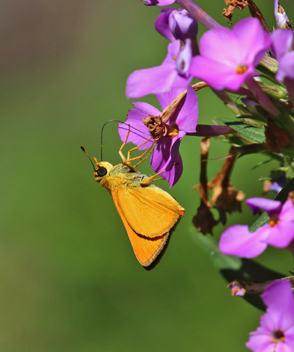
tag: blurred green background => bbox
[1,1,293,351]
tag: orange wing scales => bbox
[111,189,170,267]
[117,185,184,238]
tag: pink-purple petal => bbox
[271,29,293,61]
[189,18,270,92]
[262,281,294,328]
[266,221,294,248]
[155,87,186,111]
[161,152,183,188]
[162,40,181,65]
[219,225,268,258]
[246,281,294,352]
[154,8,175,41]
[151,137,173,172]
[277,52,294,81]
[246,197,282,215]
[246,332,273,352]
[151,134,182,173]
[126,40,192,99]
[280,200,294,221]
[150,136,183,187]
[118,102,159,150]
[189,55,254,91]
[168,133,184,170]
[126,64,177,99]
[144,0,176,5]
[175,85,198,132]
[234,17,271,66]
[199,26,241,64]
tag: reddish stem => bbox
[187,125,235,137]
[176,0,221,29]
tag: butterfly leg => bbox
[123,138,155,167]
[118,125,130,162]
[140,171,164,186]
[118,125,138,172]
[119,124,156,169]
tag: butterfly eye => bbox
[97,167,107,177]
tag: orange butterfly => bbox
[84,138,185,269]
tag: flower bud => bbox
[274,0,291,29]
[155,8,198,41]
[169,8,198,41]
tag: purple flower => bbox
[143,0,176,6]
[119,85,198,187]
[188,17,271,91]
[219,198,294,258]
[126,40,192,99]
[264,170,287,194]
[271,29,294,81]
[246,280,294,352]
[155,8,198,41]
[274,0,290,29]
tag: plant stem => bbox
[187,125,235,136]
[246,77,280,117]
[176,0,221,29]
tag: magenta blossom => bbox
[219,198,294,258]
[119,85,198,187]
[271,29,294,81]
[126,39,192,99]
[246,280,294,352]
[188,17,271,91]
[143,0,176,5]
[155,8,198,41]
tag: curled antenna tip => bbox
[81,146,85,152]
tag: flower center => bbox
[269,215,280,227]
[270,330,285,343]
[142,115,167,140]
[236,65,248,75]
[269,219,280,227]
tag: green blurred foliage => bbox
[0,1,293,351]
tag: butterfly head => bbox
[93,159,113,183]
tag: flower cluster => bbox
[120,1,294,350]
[122,0,294,187]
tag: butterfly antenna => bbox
[81,146,96,171]
[100,119,150,161]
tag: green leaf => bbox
[251,158,272,170]
[214,117,265,144]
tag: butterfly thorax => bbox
[94,162,149,192]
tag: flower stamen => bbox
[236,65,248,74]
[270,330,285,343]
[269,219,280,227]
[168,128,179,136]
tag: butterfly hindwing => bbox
[111,189,170,267]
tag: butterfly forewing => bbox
[117,186,183,238]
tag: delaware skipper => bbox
[82,128,185,269]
